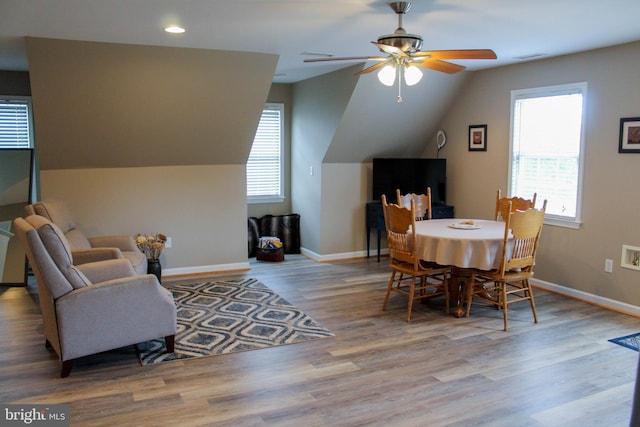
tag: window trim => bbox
[508,82,587,229]
[0,96,34,149]
[247,103,284,204]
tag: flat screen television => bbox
[372,158,447,205]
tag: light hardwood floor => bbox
[1,255,639,426]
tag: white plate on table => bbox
[449,222,482,230]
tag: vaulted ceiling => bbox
[2,0,640,83]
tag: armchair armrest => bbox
[76,258,137,283]
[89,235,139,252]
[72,247,123,265]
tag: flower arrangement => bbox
[135,233,167,261]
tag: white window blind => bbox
[510,83,586,228]
[247,104,283,200]
[0,98,33,148]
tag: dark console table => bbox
[366,201,454,262]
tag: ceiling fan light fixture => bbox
[377,64,396,86]
[377,33,423,52]
[404,65,423,86]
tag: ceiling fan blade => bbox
[412,59,466,74]
[371,42,409,57]
[304,56,387,63]
[355,60,392,76]
[414,49,497,60]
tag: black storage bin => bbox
[248,213,301,257]
[256,247,285,262]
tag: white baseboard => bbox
[301,247,389,262]
[163,262,250,277]
[532,278,640,317]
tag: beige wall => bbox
[438,41,640,307]
[319,163,370,257]
[40,165,248,271]
[291,65,360,255]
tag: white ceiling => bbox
[2,0,640,84]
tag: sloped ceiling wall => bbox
[291,64,361,254]
[323,68,470,163]
[26,37,277,170]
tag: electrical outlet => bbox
[605,258,613,273]
[165,237,172,248]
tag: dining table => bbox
[413,218,512,317]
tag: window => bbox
[509,82,586,228]
[247,103,284,202]
[0,97,34,148]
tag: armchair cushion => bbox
[88,235,139,252]
[28,215,90,290]
[20,219,74,299]
[65,229,92,250]
[31,199,79,235]
[72,248,124,265]
[76,258,136,283]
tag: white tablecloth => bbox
[413,219,509,270]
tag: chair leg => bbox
[165,335,175,353]
[382,272,396,311]
[501,282,508,331]
[525,280,538,324]
[406,276,416,322]
[444,273,450,314]
[419,276,426,297]
[61,360,74,378]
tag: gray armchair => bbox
[14,214,176,377]
[25,200,147,274]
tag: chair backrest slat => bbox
[495,189,537,221]
[396,187,432,221]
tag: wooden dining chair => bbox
[396,187,432,221]
[495,189,537,221]
[465,200,547,331]
[381,194,450,321]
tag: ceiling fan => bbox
[304,2,497,102]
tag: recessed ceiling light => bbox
[165,26,186,34]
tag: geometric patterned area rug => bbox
[137,278,334,365]
[609,332,640,352]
